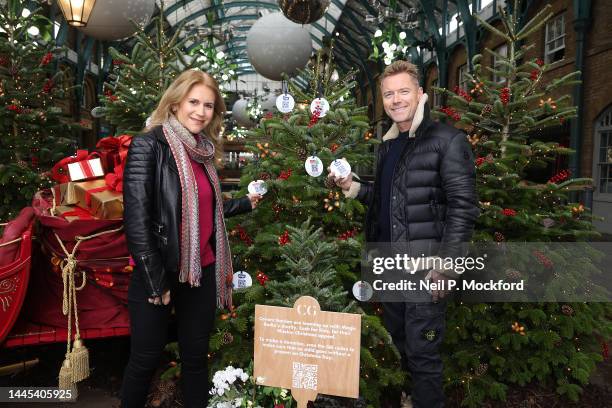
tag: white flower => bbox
[234,398,243,407]
[390,43,397,51]
[382,41,389,49]
[399,31,407,40]
[216,387,225,396]
[27,26,39,36]
[222,74,229,81]
[374,29,382,38]
[280,389,288,397]
[402,46,408,53]
[213,63,218,68]
[240,373,249,382]
[216,51,225,59]
[21,8,30,18]
[255,376,265,384]
[384,57,392,65]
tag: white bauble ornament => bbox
[330,158,351,178]
[304,156,323,177]
[276,93,295,113]
[247,12,312,81]
[232,99,254,128]
[79,0,155,41]
[233,271,253,289]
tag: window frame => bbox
[431,79,441,107]
[545,13,566,64]
[593,107,612,201]
[493,43,508,84]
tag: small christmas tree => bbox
[431,1,612,405]
[100,2,237,134]
[0,0,77,220]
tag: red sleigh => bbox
[0,192,131,349]
[0,211,34,345]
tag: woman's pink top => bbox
[189,156,215,267]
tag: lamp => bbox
[57,0,97,27]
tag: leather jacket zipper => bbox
[140,254,158,297]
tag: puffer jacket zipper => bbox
[389,136,417,241]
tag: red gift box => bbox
[96,135,132,172]
[51,150,102,184]
[67,157,104,181]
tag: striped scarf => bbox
[162,115,233,309]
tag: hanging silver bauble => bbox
[78,0,155,41]
[278,0,330,25]
[247,12,312,81]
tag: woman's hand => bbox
[247,193,263,209]
[148,290,171,306]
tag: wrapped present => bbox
[74,179,123,219]
[67,156,104,181]
[53,182,78,206]
[96,135,132,172]
[51,150,102,183]
[54,205,95,222]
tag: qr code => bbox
[292,362,318,390]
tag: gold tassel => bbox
[69,338,90,383]
[58,355,74,390]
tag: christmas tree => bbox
[100,2,237,134]
[0,0,76,220]
[203,48,405,406]
[431,1,612,405]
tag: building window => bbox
[493,44,507,83]
[545,13,565,63]
[458,64,469,91]
[595,109,612,196]
[431,79,440,107]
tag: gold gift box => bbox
[73,179,124,219]
[53,182,78,206]
[53,205,96,222]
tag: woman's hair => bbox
[146,69,225,167]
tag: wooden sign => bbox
[254,296,361,408]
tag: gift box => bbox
[67,157,105,181]
[54,205,95,222]
[96,135,132,172]
[74,179,123,219]
[51,150,102,184]
[53,182,78,206]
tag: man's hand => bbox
[148,290,171,306]
[327,168,353,191]
[247,193,263,209]
[429,270,453,302]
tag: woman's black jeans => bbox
[121,265,216,408]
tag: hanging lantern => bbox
[57,0,97,27]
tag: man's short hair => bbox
[381,60,420,86]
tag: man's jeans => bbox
[382,301,447,408]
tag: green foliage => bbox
[0,0,77,220]
[432,1,612,406]
[100,2,237,134]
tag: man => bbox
[329,61,479,407]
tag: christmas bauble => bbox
[78,0,155,41]
[231,99,254,128]
[247,12,312,81]
[278,0,330,25]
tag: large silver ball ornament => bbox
[79,0,155,41]
[232,99,254,128]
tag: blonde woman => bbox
[121,70,261,407]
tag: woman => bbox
[121,69,260,407]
